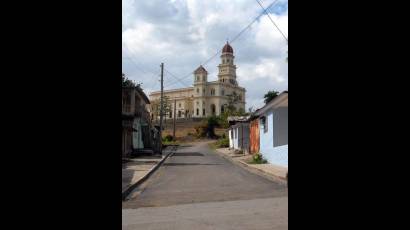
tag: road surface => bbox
[122,141,288,230]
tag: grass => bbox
[162,140,180,146]
[247,153,268,164]
[208,141,219,150]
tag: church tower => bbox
[218,42,237,86]
[193,65,208,117]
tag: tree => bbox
[150,96,172,123]
[264,90,279,104]
[248,106,255,113]
[122,73,136,87]
[225,91,240,114]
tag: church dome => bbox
[194,65,207,74]
[222,42,233,53]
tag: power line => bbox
[255,0,288,42]
[123,56,160,89]
[164,68,190,88]
[165,0,281,86]
[123,44,161,89]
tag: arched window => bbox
[221,105,224,113]
[196,109,199,116]
[211,104,216,115]
[211,88,215,95]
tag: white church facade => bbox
[149,42,246,119]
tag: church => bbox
[149,42,246,119]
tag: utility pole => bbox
[159,63,164,155]
[173,99,176,140]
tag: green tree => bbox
[226,91,239,113]
[264,90,279,104]
[150,96,172,123]
[122,73,136,87]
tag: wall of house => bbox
[259,109,288,167]
[241,123,250,153]
[132,118,143,149]
[233,127,239,149]
[228,129,234,148]
[273,107,288,147]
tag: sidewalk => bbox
[214,148,288,184]
[122,146,177,200]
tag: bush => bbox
[252,153,267,164]
[163,134,174,142]
[216,136,229,148]
[194,124,208,138]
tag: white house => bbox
[253,92,288,167]
[228,116,250,153]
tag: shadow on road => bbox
[163,163,224,166]
[172,152,204,156]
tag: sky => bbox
[122,0,288,110]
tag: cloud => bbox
[122,0,288,110]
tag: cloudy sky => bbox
[122,0,288,110]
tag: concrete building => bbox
[252,91,288,167]
[228,116,250,154]
[122,85,159,158]
[149,42,246,119]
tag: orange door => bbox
[250,119,260,154]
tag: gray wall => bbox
[273,107,288,147]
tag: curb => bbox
[122,146,177,201]
[214,149,287,186]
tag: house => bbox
[251,91,288,167]
[228,116,250,154]
[122,85,159,158]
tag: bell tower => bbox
[218,42,237,86]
